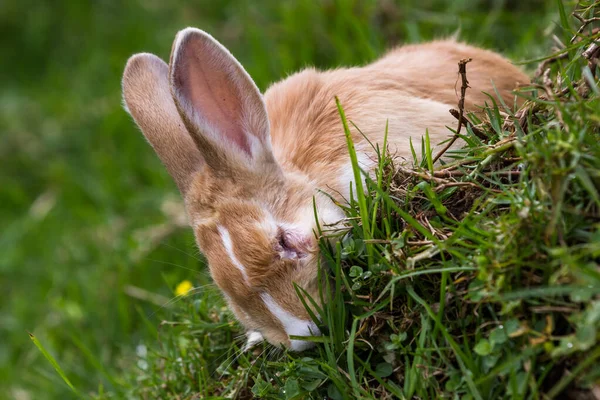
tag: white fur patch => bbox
[260,292,320,351]
[339,151,376,201]
[315,194,347,226]
[217,225,250,284]
[243,330,264,351]
[257,209,279,236]
[291,196,346,240]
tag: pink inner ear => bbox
[177,40,251,156]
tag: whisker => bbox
[209,346,236,375]
[233,333,247,342]
[219,345,246,380]
[269,347,283,361]
[160,242,204,262]
[146,284,215,319]
[214,353,236,379]
[205,330,247,378]
[257,345,273,376]
[213,333,259,380]
[145,257,204,274]
[254,345,269,372]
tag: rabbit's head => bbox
[122,28,340,350]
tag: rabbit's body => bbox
[122,29,528,352]
[265,40,527,201]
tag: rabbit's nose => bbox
[289,321,321,352]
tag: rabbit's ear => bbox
[122,53,204,195]
[169,28,274,171]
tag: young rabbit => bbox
[122,28,528,351]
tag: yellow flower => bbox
[175,280,193,296]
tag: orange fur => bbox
[122,28,529,350]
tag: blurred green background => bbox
[1,0,557,398]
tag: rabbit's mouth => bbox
[243,294,321,353]
[261,291,321,350]
[243,330,264,351]
[244,326,320,352]
[288,322,321,352]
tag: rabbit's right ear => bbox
[169,28,274,172]
[122,53,204,195]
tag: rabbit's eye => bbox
[278,231,291,250]
[275,228,305,261]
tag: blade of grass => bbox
[335,97,373,264]
[547,345,600,398]
[406,287,483,400]
[29,332,80,397]
[425,129,434,173]
[347,318,361,398]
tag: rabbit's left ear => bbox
[122,53,204,195]
[169,28,274,171]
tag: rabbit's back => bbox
[264,39,528,197]
[371,39,529,110]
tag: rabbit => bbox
[122,28,529,351]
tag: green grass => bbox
[3,0,600,399]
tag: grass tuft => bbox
[29,333,79,397]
